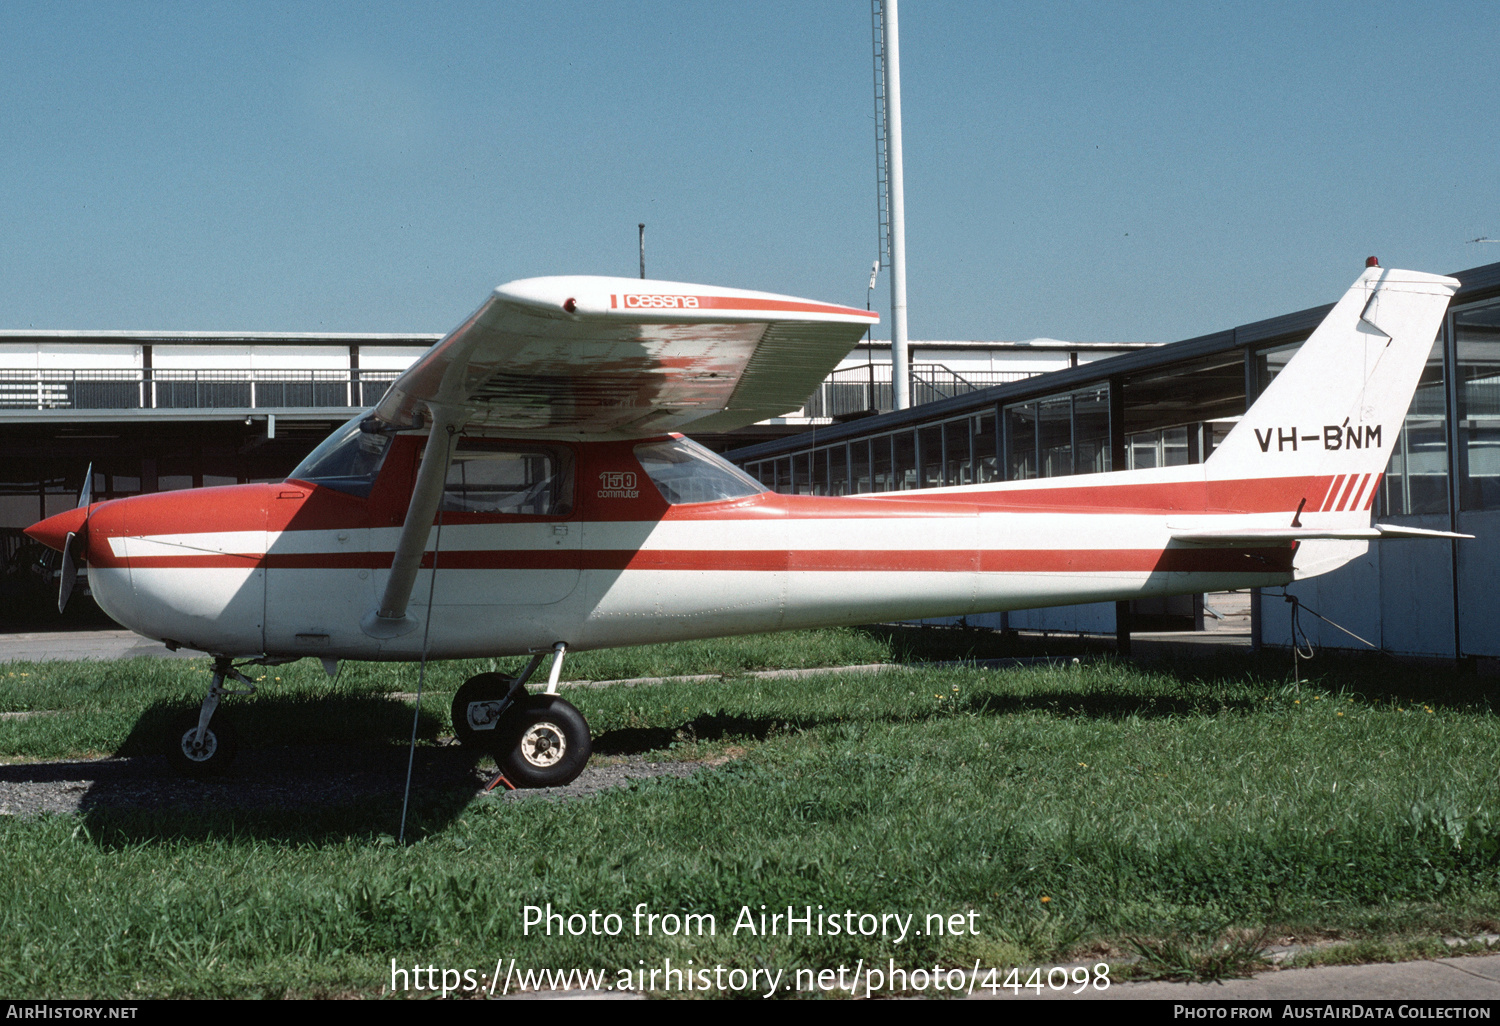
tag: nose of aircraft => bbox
[24,505,90,553]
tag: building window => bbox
[1073,386,1111,474]
[892,430,917,490]
[872,435,893,492]
[944,417,973,486]
[919,425,944,488]
[1004,385,1112,480]
[975,411,999,482]
[829,444,849,496]
[1005,402,1038,480]
[1378,331,1448,516]
[1455,298,1500,510]
[1126,426,1190,470]
[852,438,872,493]
[1038,396,1072,477]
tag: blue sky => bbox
[1,1,1496,342]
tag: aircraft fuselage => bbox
[44,432,1317,661]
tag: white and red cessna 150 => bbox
[25,263,1465,784]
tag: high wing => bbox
[362,275,877,638]
[370,276,879,439]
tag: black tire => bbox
[497,695,591,789]
[166,708,236,777]
[451,672,518,749]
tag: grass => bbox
[1,627,1499,997]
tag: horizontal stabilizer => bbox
[1170,524,1472,545]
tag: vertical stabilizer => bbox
[1206,266,1457,519]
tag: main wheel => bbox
[497,695,591,788]
[451,672,518,748]
[166,708,237,777]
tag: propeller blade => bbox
[59,464,97,613]
[58,531,77,614]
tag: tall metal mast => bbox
[872,0,910,409]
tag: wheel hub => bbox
[180,728,217,761]
[519,723,565,768]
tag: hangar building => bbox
[4,260,1497,664]
[726,260,1500,663]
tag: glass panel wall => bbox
[829,444,849,496]
[975,411,1000,482]
[892,430,917,490]
[1003,384,1112,480]
[1253,341,1302,393]
[919,426,944,488]
[810,448,828,496]
[1128,432,1158,470]
[1126,425,1191,469]
[1378,331,1449,516]
[1073,386,1111,474]
[872,434,893,492]
[1005,402,1038,480]
[1038,396,1072,477]
[944,418,973,486]
[1455,298,1500,510]
[852,438,872,493]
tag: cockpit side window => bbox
[634,437,766,505]
[441,444,574,516]
[288,415,392,497]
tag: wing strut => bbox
[361,411,460,639]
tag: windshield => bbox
[288,415,392,497]
[634,437,766,505]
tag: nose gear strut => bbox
[167,656,257,776]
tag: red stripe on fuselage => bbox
[87,472,1344,537]
[118,545,1295,575]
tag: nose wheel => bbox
[167,708,237,776]
[166,657,256,777]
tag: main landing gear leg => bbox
[455,643,592,789]
[167,656,255,777]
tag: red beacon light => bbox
[563,297,577,313]
[1366,256,1380,268]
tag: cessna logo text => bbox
[1256,420,1382,453]
[622,294,700,310]
[598,471,639,499]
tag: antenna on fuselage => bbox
[639,223,646,279]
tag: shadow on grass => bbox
[1128,649,1500,712]
[855,622,1118,663]
[112,694,448,758]
[6,693,484,845]
[956,689,1266,719]
[594,712,812,755]
[864,623,1499,714]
